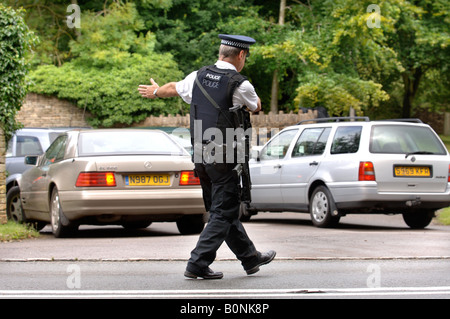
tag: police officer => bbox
[138,34,276,280]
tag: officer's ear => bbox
[238,50,247,60]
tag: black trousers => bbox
[186,162,259,273]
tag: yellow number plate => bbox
[394,166,431,177]
[125,174,171,186]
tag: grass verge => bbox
[0,221,40,242]
[436,135,450,225]
[436,207,450,226]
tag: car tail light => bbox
[76,172,116,187]
[179,171,200,186]
[448,165,450,182]
[359,162,376,181]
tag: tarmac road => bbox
[0,213,449,300]
[0,259,449,299]
[1,213,449,261]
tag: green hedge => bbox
[0,4,37,141]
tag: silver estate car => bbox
[13,129,205,237]
[245,117,450,229]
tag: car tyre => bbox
[6,186,25,224]
[402,210,434,229]
[121,221,152,229]
[309,186,340,228]
[50,188,78,238]
[6,187,47,230]
[176,215,205,235]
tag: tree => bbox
[0,4,37,142]
[248,1,390,115]
[2,0,76,67]
[384,0,449,117]
[298,0,449,118]
[291,0,393,116]
[143,0,253,74]
[270,0,286,113]
[7,0,448,121]
[28,2,184,127]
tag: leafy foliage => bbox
[4,0,450,125]
[294,71,389,116]
[28,2,184,127]
[0,4,37,142]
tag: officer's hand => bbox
[138,78,159,99]
[254,97,262,113]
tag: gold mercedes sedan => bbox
[15,129,206,238]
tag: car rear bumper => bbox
[59,188,205,220]
[329,182,450,211]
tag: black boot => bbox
[184,267,224,280]
[245,250,276,275]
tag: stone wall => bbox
[0,127,6,224]
[134,110,317,130]
[133,110,317,146]
[17,93,317,133]
[16,93,91,128]
[17,93,317,149]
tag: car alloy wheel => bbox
[50,190,61,234]
[6,186,25,223]
[50,188,77,238]
[309,185,340,228]
[311,191,328,222]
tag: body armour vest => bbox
[190,65,247,147]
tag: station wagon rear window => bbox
[78,131,185,156]
[370,125,447,155]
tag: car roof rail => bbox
[376,118,423,123]
[297,116,370,125]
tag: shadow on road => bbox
[243,213,434,232]
[36,212,441,240]
[38,224,182,239]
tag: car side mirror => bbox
[24,155,39,166]
[251,149,260,162]
[251,146,262,162]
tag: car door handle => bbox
[274,164,282,169]
[309,161,319,166]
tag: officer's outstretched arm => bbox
[138,78,179,99]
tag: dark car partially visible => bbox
[6,128,68,223]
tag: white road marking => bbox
[1,286,450,298]
[1,255,450,262]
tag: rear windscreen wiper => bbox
[405,151,435,158]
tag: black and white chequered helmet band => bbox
[218,34,256,50]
